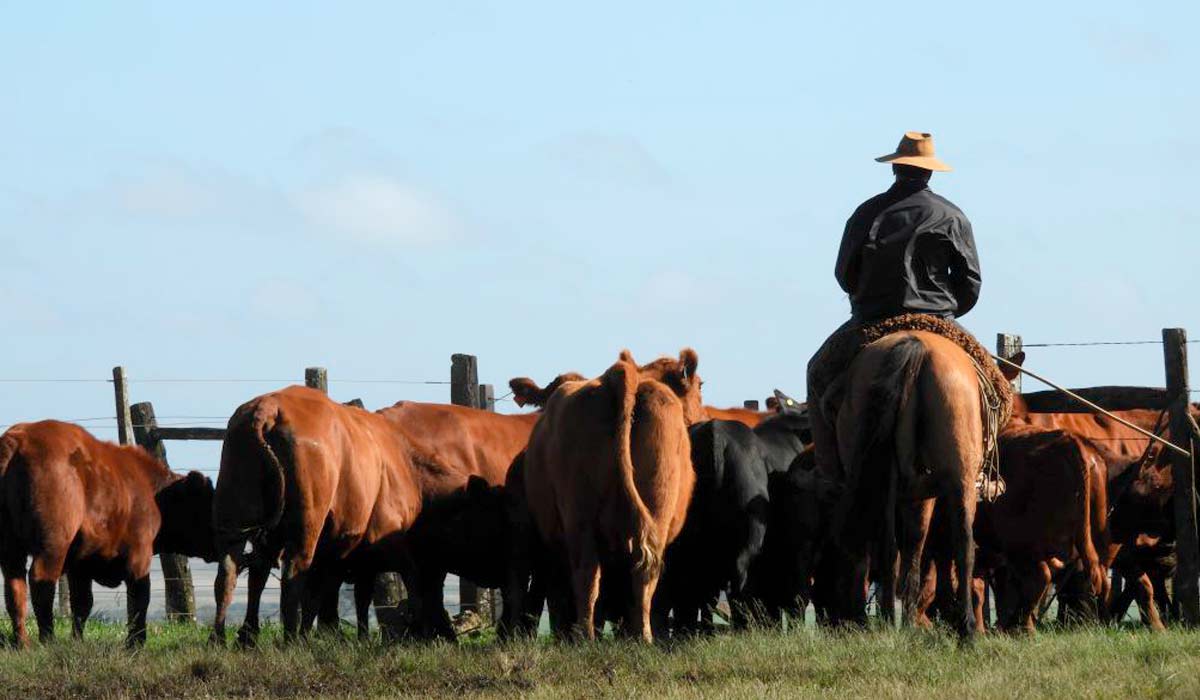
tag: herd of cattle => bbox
[0,347,1195,647]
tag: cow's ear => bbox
[509,377,540,408]
[998,351,1025,381]
[619,349,636,364]
[186,470,213,493]
[773,389,802,413]
[679,348,699,380]
[466,475,489,497]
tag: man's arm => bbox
[835,210,866,295]
[948,217,982,317]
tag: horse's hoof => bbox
[234,627,258,649]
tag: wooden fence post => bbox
[130,401,197,624]
[305,367,328,393]
[476,383,499,624]
[1163,328,1199,625]
[996,333,1023,393]
[743,400,759,410]
[451,354,480,614]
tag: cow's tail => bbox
[845,335,928,623]
[0,432,16,477]
[605,360,662,576]
[217,399,289,541]
[255,406,288,532]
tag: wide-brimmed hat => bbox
[875,131,952,172]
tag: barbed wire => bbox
[0,377,448,384]
[1024,340,1200,348]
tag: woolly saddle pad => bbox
[808,313,1013,428]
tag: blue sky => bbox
[2,2,1196,476]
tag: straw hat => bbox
[875,131,952,172]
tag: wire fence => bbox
[0,343,1192,625]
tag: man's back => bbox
[836,180,980,323]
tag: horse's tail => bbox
[1069,435,1105,597]
[849,335,928,625]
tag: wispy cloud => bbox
[1085,26,1171,67]
[294,175,462,247]
[18,150,464,250]
[539,131,678,192]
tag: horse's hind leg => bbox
[899,497,935,628]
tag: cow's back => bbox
[215,386,421,553]
[378,402,538,497]
[522,378,606,544]
[0,421,160,562]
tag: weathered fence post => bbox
[743,400,760,410]
[992,337,1024,627]
[305,367,328,393]
[130,400,197,624]
[451,354,481,614]
[996,333,1023,393]
[1163,328,1199,625]
[477,383,499,625]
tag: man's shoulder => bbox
[850,190,897,220]
[921,190,969,219]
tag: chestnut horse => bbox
[829,331,984,639]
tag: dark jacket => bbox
[835,180,981,323]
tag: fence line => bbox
[1023,340,1200,347]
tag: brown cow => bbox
[212,385,423,644]
[998,353,1196,628]
[522,349,700,641]
[370,399,546,639]
[973,424,1106,632]
[0,421,215,647]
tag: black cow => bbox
[652,394,812,635]
[743,445,826,627]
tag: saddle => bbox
[808,313,1013,500]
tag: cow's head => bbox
[997,351,1025,383]
[509,372,586,409]
[155,470,217,562]
[771,389,804,415]
[621,347,705,424]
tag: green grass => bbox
[0,621,1198,699]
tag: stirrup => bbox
[976,474,1006,502]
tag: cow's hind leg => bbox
[569,537,602,641]
[280,554,315,643]
[2,555,30,648]
[212,544,241,645]
[627,562,662,643]
[29,552,67,644]
[67,570,94,639]
[236,554,272,648]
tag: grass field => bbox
[0,621,1198,699]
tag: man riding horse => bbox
[806,132,1010,638]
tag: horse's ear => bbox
[998,351,1025,381]
[619,349,636,364]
